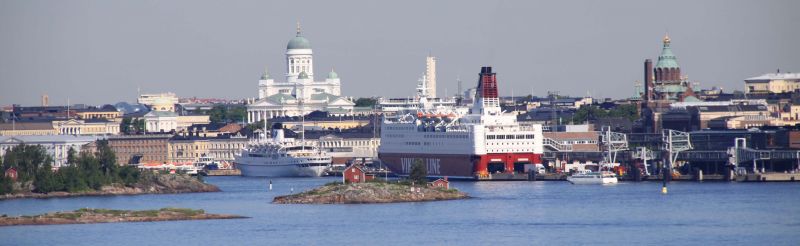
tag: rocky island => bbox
[0,207,246,227]
[273,181,469,204]
[1,140,220,200]
[1,173,220,200]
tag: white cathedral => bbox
[246,25,355,123]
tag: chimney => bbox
[644,59,653,101]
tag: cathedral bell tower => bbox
[286,22,314,81]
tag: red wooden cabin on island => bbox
[430,177,450,189]
[5,167,18,181]
[343,165,374,183]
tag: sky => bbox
[1,0,798,106]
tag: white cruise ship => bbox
[235,127,332,177]
[378,66,544,180]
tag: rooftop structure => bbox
[744,71,800,94]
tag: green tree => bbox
[77,153,104,190]
[132,118,145,133]
[227,106,247,123]
[59,165,88,192]
[409,158,428,185]
[208,105,247,124]
[67,147,77,165]
[208,105,227,123]
[118,165,140,186]
[2,144,52,182]
[0,176,13,195]
[95,140,117,177]
[0,141,141,194]
[34,162,62,193]
[245,120,267,132]
[120,117,132,134]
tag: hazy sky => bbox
[1,0,798,106]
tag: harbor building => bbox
[0,135,102,168]
[246,24,355,123]
[744,72,800,94]
[140,93,210,133]
[1,105,122,136]
[138,92,179,111]
[168,131,248,164]
[103,134,172,165]
[425,55,437,98]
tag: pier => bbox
[206,169,241,176]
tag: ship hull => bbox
[379,152,542,180]
[235,157,330,177]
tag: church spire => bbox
[663,32,671,47]
[296,21,301,36]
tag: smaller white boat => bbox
[567,171,618,185]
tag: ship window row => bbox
[405,141,421,146]
[488,149,534,153]
[387,126,414,131]
[488,142,532,146]
[423,134,468,139]
[486,134,535,140]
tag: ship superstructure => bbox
[235,127,332,177]
[378,67,543,180]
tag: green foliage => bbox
[0,141,141,194]
[59,165,88,192]
[208,105,247,124]
[2,144,53,182]
[354,97,378,108]
[245,120,267,132]
[133,118,145,133]
[409,158,428,185]
[120,117,132,134]
[118,165,140,186]
[570,104,640,123]
[0,176,13,195]
[120,117,145,134]
[34,162,62,193]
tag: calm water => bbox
[1,177,799,245]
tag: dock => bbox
[736,173,800,182]
[206,169,241,176]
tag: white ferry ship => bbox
[235,127,332,177]
[378,67,544,180]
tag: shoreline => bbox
[0,174,220,201]
[0,208,247,227]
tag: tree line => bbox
[570,104,639,123]
[0,140,140,194]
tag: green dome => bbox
[327,70,338,79]
[655,35,679,68]
[287,35,311,50]
[298,71,309,79]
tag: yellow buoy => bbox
[661,186,668,194]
